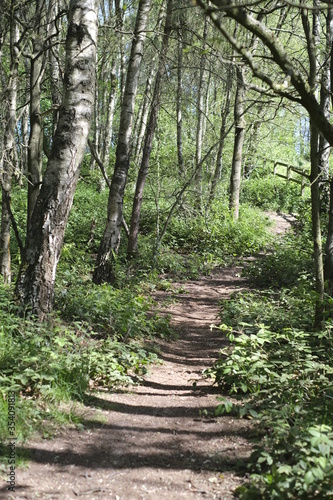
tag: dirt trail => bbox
[2,213,291,500]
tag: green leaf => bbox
[304,470,314,485]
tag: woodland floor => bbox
[1,213,293,500]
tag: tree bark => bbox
[47,0,62,136]
[133,63,156,165]
[16,0,99,318]
[310,119,325,328]
[93,0,151,284]
[133,1,165,165]
[127,0,173,259]
[302,5,325,327]
[324,9,333,291]
[0,14,19,284]
[195,16,209,209]
[27,0,46,227]
[229,65,245,220]
[177,12,185,175]
[101,57,117,167]
[209,64,232,204]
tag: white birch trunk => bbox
[16,0,99,317]
[93,0,151,283]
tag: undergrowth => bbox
[0,276,169,462]
[165,202,273,260]
[207,223,333,498]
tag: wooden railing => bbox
[272,160,310,195]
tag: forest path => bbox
[8,213,291,500]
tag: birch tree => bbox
[0,9,19,284]
[93,0,151,284]
[127,0,173,258]
[229,65,245,220]
[16,0,99,318]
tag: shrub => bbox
[165,202,273,260]
[208,273,333,498]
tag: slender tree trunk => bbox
[229,65,245,220]
[195,16,209,209]
[48,0,62,136]
[27,0,45,227]
[93,0,151,284]
[133,65,156,165]
[324,9,333,293]
[16,0,99,318]
[317,8,331,206]
[300,5,325,326]
[127,0,173,258]
[115,0,126,103]
[325,178,333,296]
[243,105,264,178]
[20,57,30,179]
[177,14,184,175]
[90,77,99,171]
[209,65,232,204]
[310,119,325,328]
[101,57,117,166]
[133,1,165,165]
[0,14,19,284]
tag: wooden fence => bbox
[272,160,310,195]
[251,157,310,195]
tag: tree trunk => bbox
[127,0,173,259]
[323,9,333,292]
[195,16,209,209]
[27,0,45,227]
[133,64,156,165]
[133,1,165,165]
[209,65,232,204]
[115,0,126,103]
[93,0,151,284]
[16,0,99,318]
[101,57,117,167]
[310,119,325,328]
[47,0,62,136]
[325,178,333,296]
[0,15,19,284]
[229,65,245,220]
[243,104,264,178]
[177,13,184,175]
[302,6,325,327]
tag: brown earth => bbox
[1,212,292,500]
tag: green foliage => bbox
[208,265,333,498]
[241,175,309,213]
[56,274,171,340]
[209,321,333,498]
[0,274,169,448]
[65,183,109,247]
[244,221,313,289]
[165,201,273,260]
[220,286,315,332]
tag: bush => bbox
[0,274,170,448]
[56,275,171,340]
[164,202,273,260]
[207,264,333,498]
[241,175,310,213]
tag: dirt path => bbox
[3,213,292,500]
